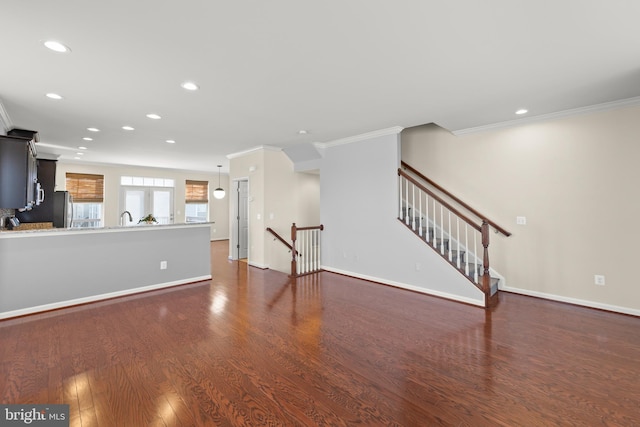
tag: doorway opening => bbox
[231,179,249,261]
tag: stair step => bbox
[490,277,499,296]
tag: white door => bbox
[121,187,174,225]
[238,180,249,259]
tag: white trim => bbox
[317,126,404,148]
[0,98,13,132]
[248,261,269,269]
[501,285,640,317]
[0,275,212,320]
[226,145,282,159]
[322,266,484,307]
[452,96,640,136]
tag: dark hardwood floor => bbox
[1,240,639,426]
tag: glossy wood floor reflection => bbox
[2,241,640,426]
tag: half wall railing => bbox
[266,223,324,277]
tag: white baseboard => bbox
[501,285,640,317]
[322,266,484,307]
[0,275,212,320]
[248,261,269,269]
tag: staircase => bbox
[398,162,510,308]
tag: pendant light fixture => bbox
[213,165,225,199]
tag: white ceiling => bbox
[2,1,640,173]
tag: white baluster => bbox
[311,230,315,273]
[318,229,322,269]
[440,205,444,255]
[405,179,409,225]
[314,229,318,271]
[399,176,402,220]
[456,217,461,268]
[298,235,302,275]
[432,197,436,245]
[412,184,416,231]
[448,210,452,262]
[304,230,311,273]
[474,230,478,284]
[425,195,430,243]
[419,190,423,237]
[465,224,469,276]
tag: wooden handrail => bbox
[401,161,512,237]
[399,169,482,232]
[294,225,324,232]
[266,227,298,255]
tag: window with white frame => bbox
[185,180,208,223]
[66,173,104,228]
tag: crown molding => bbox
[317,126,404,149]
[226,145,282,159]
[0,98,13,133]
[452,96,640,136]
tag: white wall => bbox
[320,131,484,306]
[402,104,640,315]
[55,161,229,240]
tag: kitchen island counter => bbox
[0,223,212,319]
[0,221,214,237]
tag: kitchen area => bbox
[0,129,214,320]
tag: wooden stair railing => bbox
[401,161,512,237]
[398,162,511,308]
[267,223,324,277]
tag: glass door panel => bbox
[121,187,173,226]
[152,189,172,224]
[124,189,145,226]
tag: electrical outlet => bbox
[415,262,421,271]
[594,275,605,286]
[160,261,168,270]
[516,216,527,225]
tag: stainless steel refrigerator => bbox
[53,191,73,228]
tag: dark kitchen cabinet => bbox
[0,134,40,210]
[16,159,57,223]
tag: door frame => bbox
[230,178,249,261]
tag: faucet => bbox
[120,210,133,226]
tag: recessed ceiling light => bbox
[298,130,308,135]
[515,109,528,115]
[166,139,176,144]
[82,137,93,141]
[87,127,100,132]
[76,152,84,155]
[74,157,82,160]
[122,126,135,131]
[78,146,87,150]
[44,40,71,53]
[181,81,199,91]
[46,93,63,100]
[146,113,161,120]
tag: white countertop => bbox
[0,222,213,239]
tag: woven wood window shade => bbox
[66,173,105,203]
[186,180,208,203]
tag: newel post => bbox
[290,223,298,277]
[481,220,491,305]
